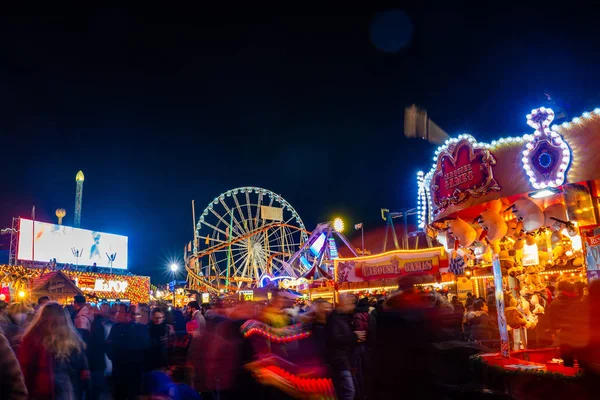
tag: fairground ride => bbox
[186,187,309,292]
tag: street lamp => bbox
[333,218,344,233]
[169,263,179,307]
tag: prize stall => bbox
[417,106,600,397]
[334,247,451,296]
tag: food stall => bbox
[417,106,600,397]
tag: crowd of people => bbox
[0,276,599,399]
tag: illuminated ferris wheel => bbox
[186,187,309,291]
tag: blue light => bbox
[300,256,312,270]
[538,152,552,168]
[310,233,327,256]
[328,237,339,259]
[259,274,295,288]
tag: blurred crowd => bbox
[1,276,600,400]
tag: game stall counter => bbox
[470,352,587,400]
[416,105,600,386]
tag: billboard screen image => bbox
[17,218,128,269]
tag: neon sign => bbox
[259,275,308,289]
[77,277,128,293]
[522,107,571,190]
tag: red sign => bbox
[431,139,500,211]
[77,276,96,290]
[336,248,447,283]
[587,234,600,246]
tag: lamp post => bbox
[170,263,179,307]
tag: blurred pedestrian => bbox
[326,294,362,400]
[548,281,589,367]
[147,308,175,372]
[106,304,150,400]
[18,302,90,399]
[0,331,27,399]
[0,301,21,350]
[352,297,376,400]
[73,295,95,344]
[186,301,206,336]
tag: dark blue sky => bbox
[2,7,600,282]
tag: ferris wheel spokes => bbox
[189,187,309,290]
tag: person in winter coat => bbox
[0,301,22,350]
[464,298,496,342]
[106,304,150,400]
[88,304,112,400]
[326,294,364,400]
[147,308,175,372]
[373,277,441,399]
[548,281,589,367]
[0,331,27,400]
[352,297,376,400]
[18,302,90,400]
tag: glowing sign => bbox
[521,243,539,266]
[431,138,500,210]
[522,107,571,190]
[76,277,128,293]
[328,237,339,259]
[18,218,128,269]
[259,275,308,289]
[239,290,253,301]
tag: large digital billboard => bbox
[17,218,128,269]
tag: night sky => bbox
[3,7,600,282]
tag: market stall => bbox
[0,264,151,304]
[30,271,84,304]
[417,106,600,386]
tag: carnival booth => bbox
[418,106,600,397]
[30,271,85,304]
[334,247,451,296]
[0,264,151,304]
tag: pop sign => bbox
[431,138,500,211]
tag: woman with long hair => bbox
[18,302,90,400]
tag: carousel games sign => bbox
[431,138,500,211]
[336,249,443,283]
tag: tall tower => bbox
[74,170,84,227]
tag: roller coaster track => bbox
[186,222,310,292]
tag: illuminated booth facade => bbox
[1,265,150,305]
[415,106,600,388]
